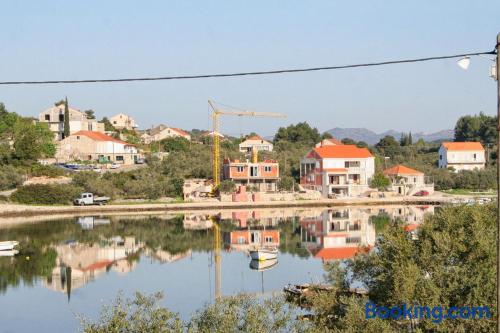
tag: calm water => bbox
[0,205,435,332]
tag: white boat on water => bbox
[0,249,19,257]
[249,258,278,271]
[249,247,278,261]
[0,241,19,251]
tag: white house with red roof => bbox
[56,130,141,164]
[383,164,434,195]
[438,142,485,172]
[300,145,375,197]
[238,135,273,153]
[141,124,191,143]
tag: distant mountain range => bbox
[326,128,454,145]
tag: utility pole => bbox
[496,32,500,333]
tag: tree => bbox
[370,172,390,190]
[274,122,321,146]
[100,117,116,132]
[377,135,399,148]
[454,112,497,144]
[84,110,95,119]
[63,97,70,138]
[341,138,356,145]
[13,118,55,160]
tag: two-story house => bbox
[222,158,279,192]
[238,135,273,153]
[300,145,375,197]
[438,142,485,172]
[383,164,434,195]
[141,124,191,143]
[39,104,104,140]
[56,130,141,164]
[109,113,138,131]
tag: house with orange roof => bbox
[56,130,141,164]
[141,124,191,143]
[238,134,273,153]
[300,208,375,262]
[438,141,485,172]
[300,145,375,197]
[383,164,434,195]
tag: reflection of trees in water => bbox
[0,213,314,293]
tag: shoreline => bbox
[0,196,452,218]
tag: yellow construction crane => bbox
[207,100,286,187]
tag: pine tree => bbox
[63,97,70,138]
[408,131,413,145]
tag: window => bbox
[264,166,272,172]
[473,153,477,160]
[439,155,442,160]
[236,166,244,172]
[344,161,360,168]
[44,114,50,121]
[113,121,117,124]
[59,114,64,122]
[264,236,273,243]
[116,156,124,161]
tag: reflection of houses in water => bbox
[44,236,143,299]
[183,213,213,230]
[76,216,111,230]
[223,212,280,252]
[146,248,192,263]
[378,205,435,230]
[301,208,376,261]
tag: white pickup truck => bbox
[74,193,110,206]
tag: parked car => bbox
[135,158,146,164]
[413,190,429,197]
[74,193,110,206]
[110,163,121,169]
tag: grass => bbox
[442,188,495,196]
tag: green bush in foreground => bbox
[11,184,82,205]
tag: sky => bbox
[1,1,499,137]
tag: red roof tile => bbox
[383,165,423,176]
[171,128,190,137]
[313,145,373,158]
[246,135,263,141]
[442,142,484,151]
[72,131,132,145]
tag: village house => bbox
[109,113,138,130]
[300,209,375,261]
[314,137,343,147]
[383,165,434,195]
[438,141,486,172]
[238,135,273,153]
[55,130,141,165]
[38,104,104,141]
[141,124,191,143]
[300,144,375,197]
[222,154,280,192]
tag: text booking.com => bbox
[365,302,491,323]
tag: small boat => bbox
[249,258,278,271]
[0,241,19,251]
[249,247,278,261]
[0,250,19,257]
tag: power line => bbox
[0,50,496,86]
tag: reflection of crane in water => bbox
[213,221,221,299]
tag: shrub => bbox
[369,172,390,191]
[29,164,66,178]
[0,165,24,191]
[11,184,82,205]
[278,176,295,191]
[218,180,236,193]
